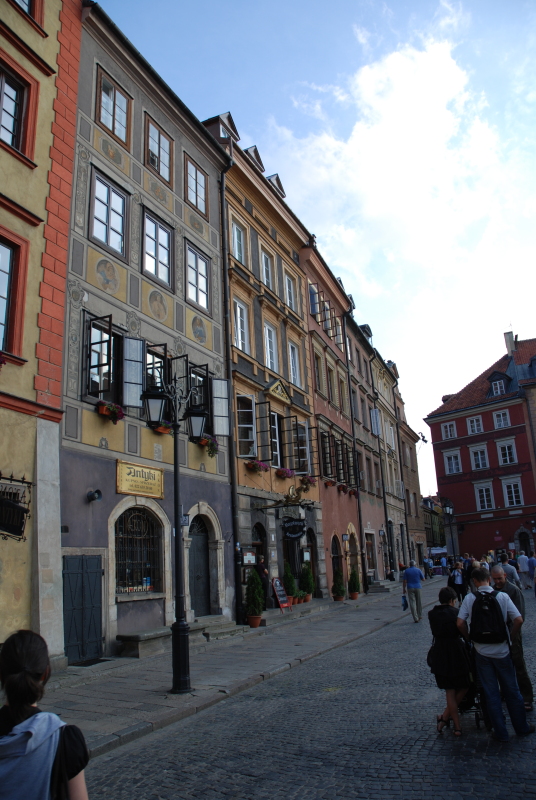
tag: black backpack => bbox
[470,590,508,644]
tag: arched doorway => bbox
[252,523,267,561]
[349,533,359,573]
[189,515,210,617]
[331,535,342,577]
[519,530,530,555]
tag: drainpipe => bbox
[391,380,411,566]
[220,160,244,624]
[342,314,368,593]
[370,351,395,575]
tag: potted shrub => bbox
[299,562,314,602]
[96,401,125,425]
[275,467,294,479]
[331,568,346,601]
[155,420,173,435]
[324,479,336,488]
[200,435,219,458]
[300,475,317,493]
[283,561,296,605]
[348,567,360,600]
[245,460,270,473]
[337,484,349,494]
[297,590,306,604]
[245,568,264,628]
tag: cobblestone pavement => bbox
[86,586,536,800]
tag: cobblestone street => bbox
[86,587,536,800]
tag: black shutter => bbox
[280,415,297,469]
[307,426,320,477]
[123,337,145,408]
[255,400,272,462]
[87,314,112,396]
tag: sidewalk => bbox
[41,578,442,758]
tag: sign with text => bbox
[281,516,306,540]
[272,577,291,611]
[116,460,164,499]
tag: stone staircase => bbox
[190,615,250,644]
[367,580,401,594]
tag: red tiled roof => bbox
[513,338,536,365]
[427,354,512,417]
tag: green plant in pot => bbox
[283,561,296,602]
[348,567,360,600]
[245,568,264,627]
[331,568,346,601]
[299,562,314,601]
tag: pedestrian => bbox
[491,566,534,712]
[428,587,470,737]
[517,550,531,589]
[447,562,468,605]
[500,553,522,588]
[254,555,269,609]
[508,551,519,571]
[0,629,89,799]
[480,556,490,571]
[403,559,425,623]
[440,555,448,576]
[528,551,536,592]
[457,567,535,741]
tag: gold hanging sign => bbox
[116,460,164,499]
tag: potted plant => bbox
[203,435,219,458]
[299,562,314,602]
[96,401,125,425]
[245,460,270,474]
[300,475,317,493]
[349,489,357,497]
[348,567,360,600]
[154,420,173,434]
[245,568,264,628]
[283,561,296,605]
[275,467,294,479]
[324,479,336,488]
[332,568,346,601]
[297,590,306,604]
[337,484,349,494]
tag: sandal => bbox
[453,728,462,737]
[436,715,450,733]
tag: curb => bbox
[88,589,438,760]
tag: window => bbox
[232,222,245,264]
[406,489,411,516]
[237,395,256,457]
[91,173,127,256]
[346,336,352,362]
[146,117,172,185]
[0,71,22,150]
[356,349,362,374]
[498,441,516,465]
[144,214,171,285]
[442,421,457,440]
[366,458,373,492]
[476,484,494,511]
[146,348,165,389]
[314,352,323,393]
[413,492,419,516]
[185,157,207,217]
[351,389,359,420]
[370,408,381,436]
[97,68,129,145]
[0,228,28,359]
[471,448,488,470]
[445,452,461,474]
[492,380,505,396]
[115,507,162,594]
[322,301,331,335]
[321,432,333,477]
[289,342,301,387]
[264,322,278,372]
[13,0,31,11]
[494,410,510,429]
[339,377,347,413]
[271,412,282,467]
[467,416,483,435]
[233,299,248,353]
[294,422,309,474]
[285,273,296,311]
[261,250,273,290]
[503,479,523,507]
[0,241,13,351]
[187,246,209,310]
[363,360,368,382]
[361,398,367,427]
[87,318,120,402]
[334,318,343,347]
[309,284,319,317]
[327,367,336,403]
[374,463,381,495]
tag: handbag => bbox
[401,594,408,611]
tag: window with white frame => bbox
[187,246,208,309]
[186,157,207,216]
[475,483,494,511]
[264,322,278,372]
[232,221,245,264]
[288,342,301,387]
[494,410,510,429]
[91,173,127,255]
[313,351,324,393]
[323,301,331,335]
[270,412,282,467]
[261,250,273,290]
[144,214,171,285]
[339,376,347,413]
[285,273,296,311]
[233,299,248,353]
[309,283,319,318]
[442,421,457,440]
[502,478,523,507]
[471,448,488,470]
[492,380,505,396]
[236,395,256,457]
[467,416,483,435]
[498,440,517,465]
[444,450,461,474]
[346,336,352,362]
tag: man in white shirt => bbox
[457,567,534,741]
[517,551,531,589]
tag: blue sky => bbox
[100,0,536,492]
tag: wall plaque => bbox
[116,460,164,499]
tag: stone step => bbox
[260,598,346,627]
[367,581,401,593]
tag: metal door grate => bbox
[115,508,162,593]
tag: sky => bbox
[99,0,536,493]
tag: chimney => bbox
[504,331,516,356]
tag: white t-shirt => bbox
[517,554,529,572]
[458,586,521,659]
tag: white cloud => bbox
[353,25,370,47]
[253,28,536,492]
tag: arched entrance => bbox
[349,533,359,573]
[331,535,342,576]
[189,515,210,617]
[519,530,530,555]
[252,522,267,562]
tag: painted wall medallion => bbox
[95,259,120,294]
[148,289,168,322]
[191,315,207,345]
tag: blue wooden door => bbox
[63,555,103,664]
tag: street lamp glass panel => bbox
[189,412,207,440]
[145,395,166,425]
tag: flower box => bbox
[275,468,295,479]
[338,484,349,494]
[96,401,125,425]
[245,460,270,474]
[324,479,336,488]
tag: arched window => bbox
[331,536,342,574]
[115,507,162,593]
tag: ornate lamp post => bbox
[443,498,456,559]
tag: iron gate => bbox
[63,555,103,664]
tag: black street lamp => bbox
[141,378,208,694]
[442,498,456,559]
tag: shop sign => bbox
[282,516,306,539]
[116,460,164,499]
[272,577,291,610]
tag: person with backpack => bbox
[457,567,535,742]
[0,630,89,799]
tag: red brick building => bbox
[425,333,536,558]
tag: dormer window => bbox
[492,380,505,396]
[220,126,229,138]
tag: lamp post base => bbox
[170,619,192,694]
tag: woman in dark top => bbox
[0,630,89,799]
[427,587,471,737]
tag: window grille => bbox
[115,508,162,593]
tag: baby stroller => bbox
[458,649,492,731]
